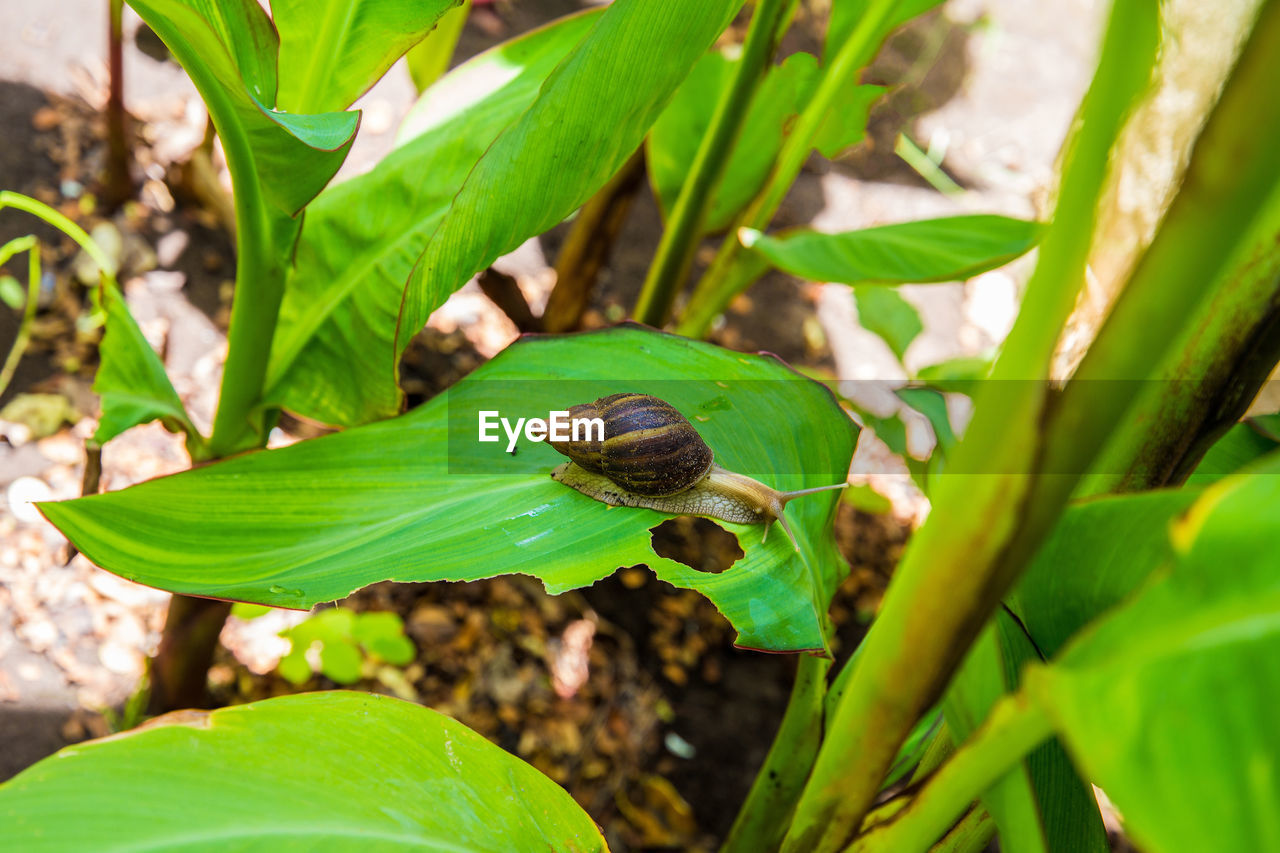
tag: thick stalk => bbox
[477,267,538,332]
[677,0,900,338]
[1036,0,1280,498]
[1080,201,1280,494]
[633,0,795,327]
[162,188,293,707]
[722,655,830,853]
[166,42,306,700]
[206,170,295,457]
[854,695,1051,853]
[103,0,132,210]
[146,597,234,714]
[778,3,1162,848]
[927,806,995,853]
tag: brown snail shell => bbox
[548,393,713,497]
[549,393,847,550]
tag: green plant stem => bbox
[1075,19,1280,494]
[0,193,119,399]
[723,654,830,852]
[1041,0,1280,481]
[0,237,40,398]
[894,132,962,196]
[778,3,1160,849]
[206,163,296,458]
[677,0,899,338]
[0,192,117,273]
[908,718,955,784]
[854,695,1051,853]
[633,0,795,327]
[1081,194,1280,494]
[926,805,995,853]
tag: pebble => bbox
[7,476,52,523]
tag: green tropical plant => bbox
[274,606,416,686]
[3,0,1280,850]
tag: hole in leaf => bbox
[650,517,744,574]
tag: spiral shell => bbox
[548,393,714,497]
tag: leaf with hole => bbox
[43,327,856,654]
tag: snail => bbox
[548,393,847,550]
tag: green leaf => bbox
[352,611,406,644]
[1026,452,1280,853]
[0,193,199,448]
[895,386,956,489]
[230,601,271,620]
[318,638,363,684]
[895,387,955,454]
[781,3,1162,846]
[369,634,416,666]
[129,0,358,215]
[1184,420,1280,486]
[945,610,1107,853]
[842,483,892,514]
[742,215,1042,286]
[913,354,992,393]
[648,51,841,232]
[93,283,198,447]
[273,0,461,113]
[277,649,311,684]
[406,0,472,93]
[396,0,742,358]
[43,327,857,653]
[1253,413,1280,441]
[0,274,23,310]
[855,286,922,362]
[354,612,417,665]
[0,691,607,851]
[825,0,943,64]
[812,83,884,158]
[287,607,356,644]
[1007,489,1200,658]
[264,10,602,426]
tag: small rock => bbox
[99,641,142,676]
[72,222,122,285]
[7,476,53,523]
[17,616,59,652]
[31,106,61,131]
[155,230,189,267]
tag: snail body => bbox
[549,393,847,549]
